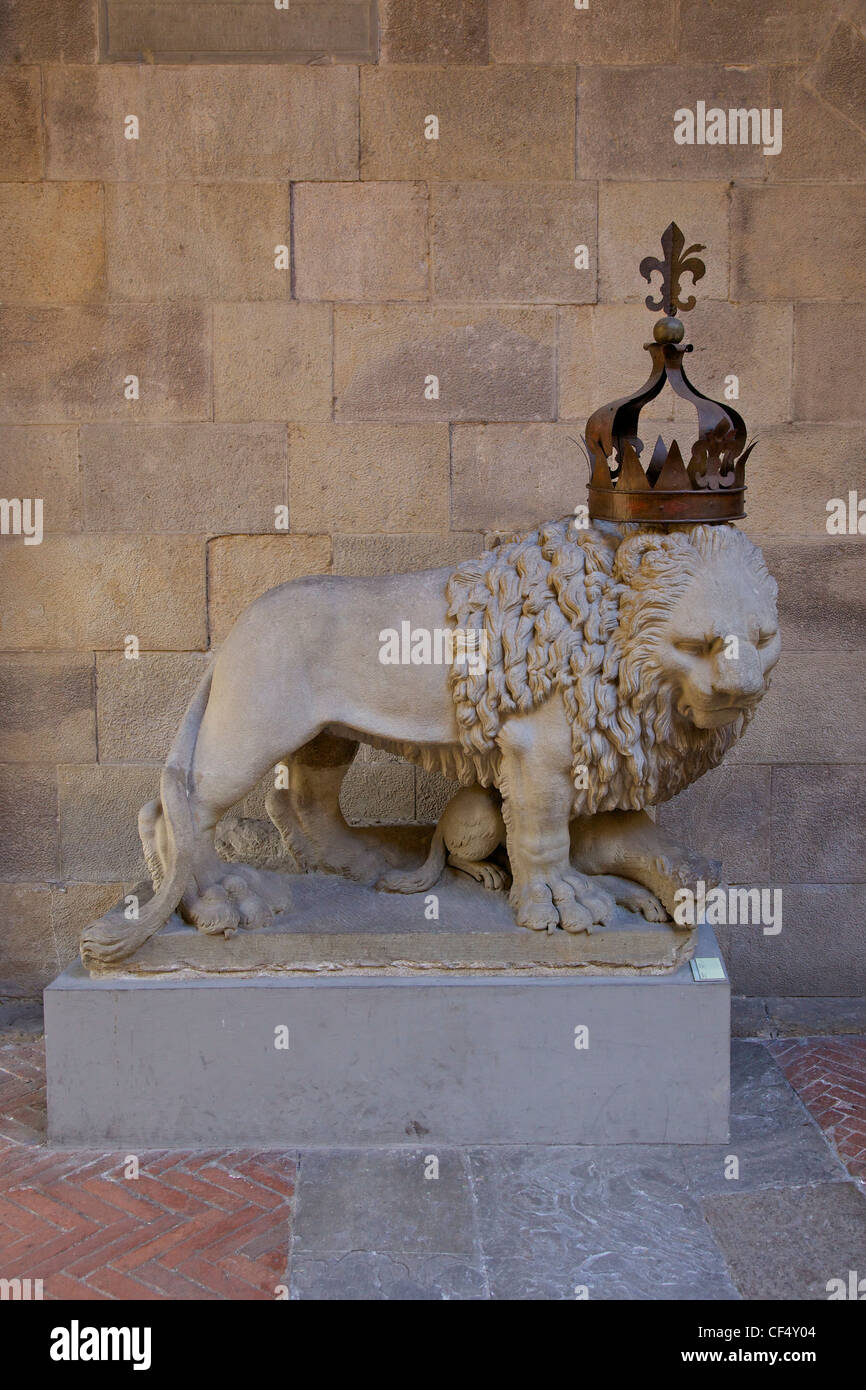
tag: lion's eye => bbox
[757,631,777,648]
[674,639,709,656]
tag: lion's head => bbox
[445,518,779,814]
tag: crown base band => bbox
[587,487,746,526]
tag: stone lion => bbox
[81,517,779,965]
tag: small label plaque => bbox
[690,957,726,982]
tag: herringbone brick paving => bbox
[768,1037,866,1181]
[0,1040,296,1300]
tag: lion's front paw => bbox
[511,869,615,935]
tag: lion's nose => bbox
[711,645,764,700]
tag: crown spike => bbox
[646,435,668,486]
[618,442,651,491]
[653,440,691,491]
[590,447,613,491]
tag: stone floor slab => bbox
[678,1041,847,1195]
[467,1147,739,1301]
[289,1249,487,1300]
[703,1182,866,1300]
[292,1149,478,1257]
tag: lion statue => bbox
[81,517,779,965]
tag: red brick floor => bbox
[768,1036,866,1182]
[0,1039,296,1300]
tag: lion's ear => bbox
[613,532,664,584]
[613,530,690,584]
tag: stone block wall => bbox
[1,0,864,998]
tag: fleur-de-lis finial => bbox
[639,223,706,316]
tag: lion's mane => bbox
[386,518,775,815]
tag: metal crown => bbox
[585,223,755,525]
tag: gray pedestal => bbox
[45,923,729,1147]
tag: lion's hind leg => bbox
[165,692,326,936]
[440,785,508,890]
[138,794,271,937]
[378,785,509,894]
[138,797,166,889]
[377,825,447,893]
[266,732,394,884]
[137,774,289,939]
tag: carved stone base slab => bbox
[45,924,729,1147]
[85,869,696,978]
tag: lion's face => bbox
[652,559,780,730]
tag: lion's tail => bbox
[80,665,214,966]
[376,825,447,894]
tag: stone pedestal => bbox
[44,921,729,1147]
